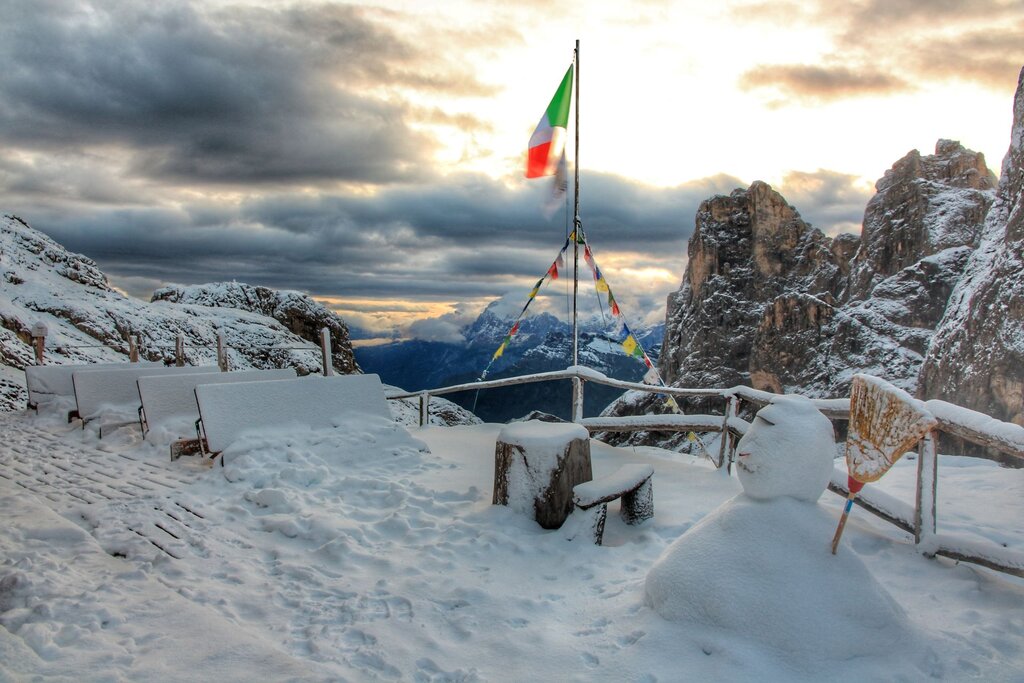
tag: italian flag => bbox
[526,65,574,178]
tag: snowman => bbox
[644,395,917,666]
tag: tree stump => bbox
[493,421,593,529]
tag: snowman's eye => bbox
[755,415,775,426]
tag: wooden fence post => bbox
[320,327,334,376]
[572,376,584,423]
[175,334,185,367]
[217,331,228,372]
[914,431,938,552]
[718,395,738,473]
[31,322,47,365]
[419,391,429,427]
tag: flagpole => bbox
[572,38,580,368]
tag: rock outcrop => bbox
[919,67,1024,426]
[658,141,995,400]
[659,181,846,391]
[602,138,997,445]
[152,282,359,375]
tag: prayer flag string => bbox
[479,235,572,379]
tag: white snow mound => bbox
[644,495,913,661]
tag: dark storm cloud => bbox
[0,0,497,185]
[735,0,1024,102]
[23,171,744,302]
[739,65,908,101]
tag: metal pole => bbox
[572,38,580,368]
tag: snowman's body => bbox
[644,395,915,663]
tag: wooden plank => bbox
[581,415,724,433]
[827,480,915,535]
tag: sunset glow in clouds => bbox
[1,0,1021,338]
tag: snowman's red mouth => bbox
[735,454,755,473]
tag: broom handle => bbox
[831,492,857,555]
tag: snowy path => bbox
[0,413,212,561]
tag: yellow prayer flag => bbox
[622,335,638,356]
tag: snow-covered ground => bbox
[1,407,1022,682]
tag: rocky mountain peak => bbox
[852,140,996,298]
[661,181,845,388]
[919,67,1024,426]
[652,133,999,410]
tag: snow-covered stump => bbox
[492,421,592,530]
[567,464,654,544]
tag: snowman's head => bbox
[735,395,835,502]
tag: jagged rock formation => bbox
[850,139,997,298]
[152,282,359,375]
[919,67,1024,426]
[602,139,997,446]
[659,141,994,399]
[659,181,847,390]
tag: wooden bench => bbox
[189,374,392,462]
[72,365,219,436]
[139,368,297,439]
[564,464,654,545]
[26,362,158,417]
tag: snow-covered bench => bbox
[26,362,159,415]
[139,368,297,439]
[73,365,220,435]
[192,374,392,460]
[564,464,654,545]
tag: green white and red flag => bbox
[526,65,574,178]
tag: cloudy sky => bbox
[2,0,1022,340]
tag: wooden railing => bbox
[386,366,1024,578]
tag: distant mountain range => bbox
[355,302,664,422]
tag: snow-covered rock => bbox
[152,281,359,374]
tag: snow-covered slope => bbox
[0,214,341,410]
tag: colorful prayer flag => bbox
[622,334,643,359]
[527,65,573,178]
